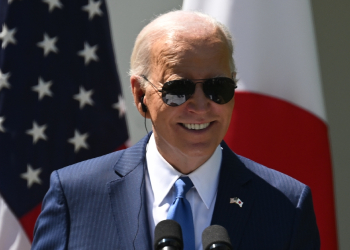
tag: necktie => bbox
[167,177,195,250]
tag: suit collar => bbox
[108,133,152,249]
[112,133,151,176]
[211,141,256,249]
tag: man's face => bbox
[144,32,235,170]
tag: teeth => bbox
[183,123,210,130]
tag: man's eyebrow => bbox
[167,74,183,80]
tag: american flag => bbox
[0,0,129,247]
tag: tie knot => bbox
[174,177,193,198]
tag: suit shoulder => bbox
[54,133,149,185]
[56,150,124,183]
[237,155,307,205]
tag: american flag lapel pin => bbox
[230,197,243,207]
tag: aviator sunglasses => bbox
[141,75,237,107]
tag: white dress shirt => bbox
[145,134,222,250]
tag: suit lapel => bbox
[107,134,152,249]
[211,141,256,249]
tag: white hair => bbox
[129,10,236,88]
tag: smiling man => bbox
[32,11,320,250]
[130,13,235,175]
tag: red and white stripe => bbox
[183,1,337,249]
[0,195,31,250]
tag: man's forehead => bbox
[150,29,226,64]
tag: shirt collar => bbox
[146,134,222,209]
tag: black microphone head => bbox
[154,220,183,250]
[202,225,232,250]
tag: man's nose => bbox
[186,83,210,113]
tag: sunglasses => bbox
[141,75,237,106]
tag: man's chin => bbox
[178,141,218,158]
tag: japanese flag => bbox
[183,1,337,249]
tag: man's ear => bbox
[130,75,148,118]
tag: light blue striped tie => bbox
[167,177,195,250]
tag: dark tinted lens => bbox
[161,80,195,106]
[203,77,236,104]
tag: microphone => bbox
[154,220,184,250]
[202,225,233,250]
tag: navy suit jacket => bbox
[32,134,320,249]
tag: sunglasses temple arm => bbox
[140,75,163,93]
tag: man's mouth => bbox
[182,122,210,130]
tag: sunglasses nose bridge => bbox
[193,80,213,98]
[188,82,211,105]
